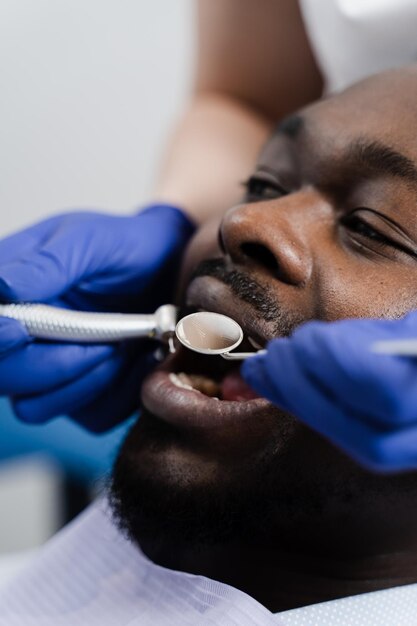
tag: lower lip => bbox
[141,370,271,430]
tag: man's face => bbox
[112,68,417,556]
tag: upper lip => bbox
[184,274,271,349]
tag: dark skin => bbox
[111,67,417,612]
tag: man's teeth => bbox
[169,372,221,398]
[169,373,194,391]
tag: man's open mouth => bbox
[141,275,276,430]
[141,338,271,429]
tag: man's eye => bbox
[243,176,287,202]
[341,213,394,250]
[341,210,417,260]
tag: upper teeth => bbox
[169,373,194,391]
[169,372,221,398]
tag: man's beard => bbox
[109,409,305,551]
[109,408,395,557]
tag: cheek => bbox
[318,264,417,321]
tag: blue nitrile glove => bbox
[242,312,417,472]
[0,205,194,431]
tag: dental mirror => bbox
[175,311,262,360]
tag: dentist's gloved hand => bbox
[242,312,417,472]
[0,205,194,431]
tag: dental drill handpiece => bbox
[0,303,178,346]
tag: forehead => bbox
[293,69,417,160]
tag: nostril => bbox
[240,242,279,273]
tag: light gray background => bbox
[0,0,194,236]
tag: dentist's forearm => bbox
[153,0,323,224]
[154,93,270,224]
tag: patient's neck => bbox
[140,535,417,613]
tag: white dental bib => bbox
[1,499,417,625]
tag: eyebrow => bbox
[275,114,304,139]
[273,118,417,186]
[347,138,417,186]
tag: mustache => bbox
[190,258,302,337]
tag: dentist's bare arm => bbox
[154,0,323,223]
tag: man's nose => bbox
[219,192,325,286]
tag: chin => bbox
[109,395,408,562]
[109,407,289,552]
